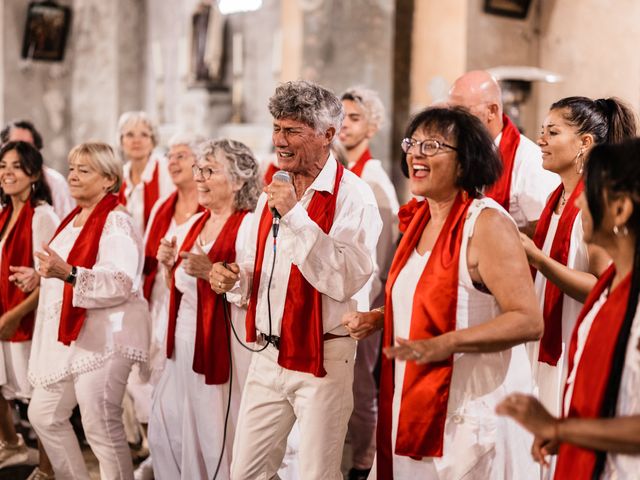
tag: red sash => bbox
[397,198,425,234]
[50,194,120,345]
[118,160,160,228]
[485,114,520,210]
[245,162,344,377]
[166,209,248,385]
[377,192,473,477]
[263,163,279,186]
[142,192,204,301]
[0,200,36,341]
[350,148,372,178]
[532,181,584,365]
[555,265,632,479]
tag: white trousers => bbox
[230,337,356,480]
[149,335,247,480]
[349,331,380,470]
[28,355,134,480]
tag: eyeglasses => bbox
[401,138,458,157]
[192,165,223,180]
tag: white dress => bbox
[28,210,150,388]
[529,212,588,416]
[0,204,59,399]
[564,292,640,479]
[385,198,537,479]
[149,213,253,480]
[122,153,175,236]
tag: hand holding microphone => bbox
[266,170,295,237]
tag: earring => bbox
[31,183,36,192]
[574,151,584,175]
[613,224,629,236]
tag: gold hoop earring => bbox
[613,224,629,236]
[575,151,584,175]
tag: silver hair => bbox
[199,138,262,212]
[168,132,206,153]
[341,85,386,131]
[268,80,344,134]
[116,111,159,149]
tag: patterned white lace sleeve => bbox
[72,211,144,309]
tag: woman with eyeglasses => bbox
[342,106,542,479]
[117,111,175,236]
[497,138,640,480]
[148,139,261,479]
[518,98,635,428]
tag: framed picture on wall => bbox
[21,1,72,62]
[483,0,532,19]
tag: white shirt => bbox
[350,158,399,309]
[44,167,75,219]
[28,210,150,387]
[237,155,382,337]
[495,132,560,228]
[122,153,175,236]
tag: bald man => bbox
[448,70,558,235]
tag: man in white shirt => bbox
[211,80,382,480]
[1,120,75,219]
[339,86,399,480]
[448,70,559,236]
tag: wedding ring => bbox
[270,193,273,200]
[218,281,222,288]
[412,350,421,360]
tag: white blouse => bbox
[122,153,175,236]
[28,209,150,387]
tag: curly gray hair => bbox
[198,139,262,212]
[268,80,344,134]
[341,85,386,131]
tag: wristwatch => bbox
[65,266,78,284]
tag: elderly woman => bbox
[343,106,543,479]
[0,142,58,478]
[519,97,636,420]
[117,111,174,234]
[27,142,150,480]
[148,138,260,480]
[497,138,640,480]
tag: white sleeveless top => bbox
[388,197,537,480]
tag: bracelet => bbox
[372,306,385,315]
[65,266,78,284]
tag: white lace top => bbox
[28,210,150,387]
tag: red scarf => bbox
[263,163,279,186]
[350,148,372,178]
[485,114,520,210]
[0,200,36,341]
[142,192,204,301]
[118,160,160,228]
[166,209,248,385]
[397,198,426,234]
[532,181,584,365]
[377,192,473,477]
[245,162,344,377]
[555,265,632,479]
[50,194,120,345]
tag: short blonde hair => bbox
[117,111,159,149]
[68,142,123,194]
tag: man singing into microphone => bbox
[210,80,382,479]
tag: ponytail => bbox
[594,97,637,144]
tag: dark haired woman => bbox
[497,138,640,479]
[343,107,543,478]
[519,98,636,427]
[0,141,58,478]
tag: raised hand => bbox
[35,243,72,281]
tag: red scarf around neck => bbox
[350,148,372,178]
[50,194,120,345]
[0,200,36,341]
[166,209,248,385]
[377,192,473,477]
[485,114,520,210]
[118,159,160,228]
[555,265,632,479]
[245,162,344,377]
[142,192,204,301]
[532,181,585,365]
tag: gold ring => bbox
[412,350,421,359]
[218,281,222,288]
[270,193,273,200]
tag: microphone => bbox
[270,170,291,238]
